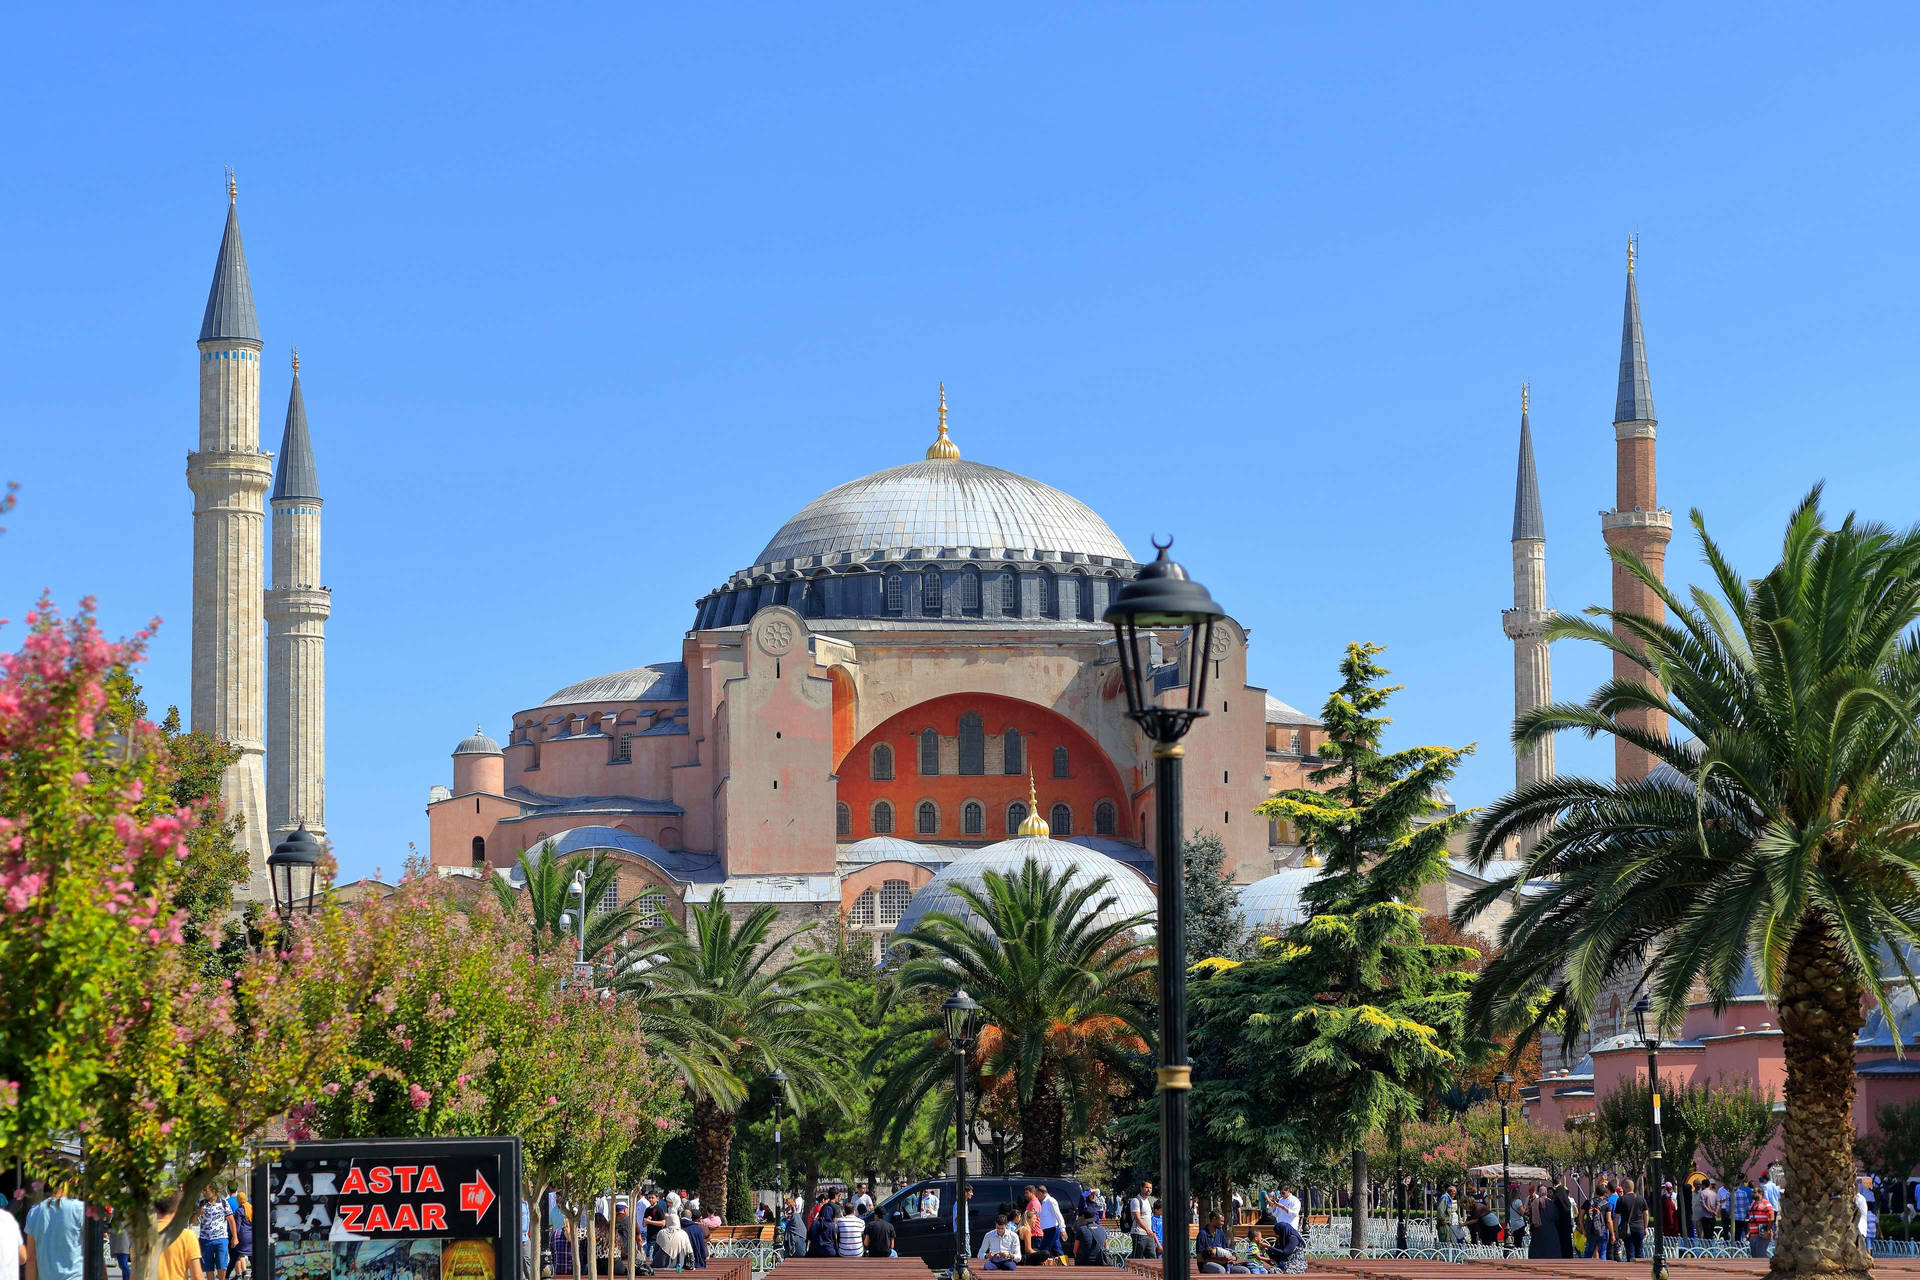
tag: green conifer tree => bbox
[1192,643,1482,1249]
[1183,830,1251,962]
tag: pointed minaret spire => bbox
[1615,234,1655,426]
[1512,381,1545,542]
[1503,382,1555,792]
[200,170,260,344]
[1601,235,1674,782]
[272,347,320,502]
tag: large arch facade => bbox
[835,691,1133,845]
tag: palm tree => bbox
[1459,490,1920,1280]
[613,894,847,1218]
[874,860,1154,1174]
[489,840,659,959]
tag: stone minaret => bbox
[266,349,328,845]
[1502,383,1554,789]
[1601,236,1673,782]
[187,173,271,896]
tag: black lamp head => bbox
[1631,993,1653,1046]
[942,988,982,1045]
[267,822,324,918]
[1104,539,1228,742]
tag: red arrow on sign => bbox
[460,1170,495,1221]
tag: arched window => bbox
[1053,745,1070,777]
[1095,801,1117,836]
[922,566,943,616]
[1038,567,1057,618]
[1006,801,1029,835]
[879,879,912,927]
[836,803,852,837]
[920,728,940,776]
[1075,571,1095,621]
[1057,573,1076,621]
[917,801,939,835]
[872,801,894,835]
[885,572,905,614]
[1001,572,1019,615]
[470,836,487,865]
[964,801,984,835]
[958,712,985,775]
[960,568,981,615]
[1050,804,1073,837]
[1288,729,1302,754]
[871,743,894,781]
[850,888,877,928]
[1003,728,1024,775]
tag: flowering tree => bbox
[0,598,390,1280]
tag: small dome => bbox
[1237,865,1324,933]
[1859,987,1920,1049]
[453,724,502,756]
[538,662,688,709]
[892,835,1156,939]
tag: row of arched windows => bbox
[840,799,1117,838]
[872,726,1067,779]
[881,566,1102,620]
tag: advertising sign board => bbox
[252,1138,522,1280]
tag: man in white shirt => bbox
[979,1215,1021,1271]
[855,1184,874,1214]
[1126,1183,1158,1260]
[0,1203,22,1280]
[834,1207,866,1258]
[1037,1188,1066,1258]
[1274,1187,1300,1231]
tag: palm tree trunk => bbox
[692,1097,736,1224]
[1017,1073,1066,1175]
[1773,918,1871,1279]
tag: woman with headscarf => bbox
[807,1203,840,1258]
[652,1211,694,1272]
[1534,1184,1563,1258]
[1552,1184,1576,1259]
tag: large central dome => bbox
[755,458,1132,565]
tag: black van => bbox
[877,1177,1089,1267]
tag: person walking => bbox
[1036,1186,1065,1260]
[0,1196,21,1280]
[1125,1183,1158,1260]
[1507,1185,1527,1254]
[1533,1186,1562,1259]
[22,1175,84,1280]
[1614,1179,1647,1261]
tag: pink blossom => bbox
[322,1082,341,1096]
[408,1083,432,1110]
[70,771,90,787]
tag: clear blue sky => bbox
[5,5,1918,880]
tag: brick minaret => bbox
[266,348,329,845]
[1601,237,1673,782]
[187,172,272,896]
[1502,383,1554,790]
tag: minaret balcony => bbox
[1502,607,1554,641]
[1599,506,1673,533]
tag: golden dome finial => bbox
[227,166,237,204]
[1017,771,1050,838]
[1627,233,1636,276]
[1521,380,1528,415]
[291,345,300,374]
[1302,849,1323,868]
[925,382,961,460]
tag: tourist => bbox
[834,1203,866,1258]
[654,1211,694,1271]
[1478,1192,1501,1247]
[1273,1186,1300,1235]
[0,1194,19,1280]
[682,1212,709,1270]
[1079,1187,1105,1224]
[1125,1183,1158,1260]
[22,1172,83,1280]
[1858,1179,1873,1246]
[979,1215,1021,1271]
[190,1187,235,1280]
[1013,1205,1036,1262]
[1746,1192,1776,1259]
[1581,1182,1610,1260]
[1661,1182,1680,1238]
[1507,1184,1527,1253]
[863,1206,894,1259]
[1696,1181,1720,1241]
[805,1203,838,1258]
[782,1196,806,1258]
[1532,1185,1561,1259]
[226,1190,251,1280]
[855,1184,873,1215]
[1035,1186,1065,1259]
[1732,1177,1753,1243]
[154,1199,204,1280]
[1613,1179,1646,1261]
[1067,1209,1108,1268]
[1438,1185,1462,1246]
[1256,1221,1305,1275]
[1197,1212,1247,1274]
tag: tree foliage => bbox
[1184,829,1251,962]
[1856,1097,1920,1194]
[1683,1075,1782,1189]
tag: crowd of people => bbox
[0,1170,255,1280]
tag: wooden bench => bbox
[708,1226,776,1243]
[765,1259,933,1278]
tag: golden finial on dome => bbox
[925,382,961,461]
[1302,850,1323,868]
[1521,380,1528,415]
[227,166,237,204]
[1627,232,1637,276]
[1017,771,1050,838]
[291,345,300,374]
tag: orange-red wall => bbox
[837,692,1131,843]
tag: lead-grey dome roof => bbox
[891,835,1157,939]
[453,724,502,755]
[754,459,1132,566]
[537,662,688,709]
[1238,865,1324,932]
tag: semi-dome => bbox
[537,662,688,709]
[1237,865,1324,933]
[891,834,1156,939]
[453,724,502,756]
[755,458,1132,566]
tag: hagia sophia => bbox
[180,184,1913,1166]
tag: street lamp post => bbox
[267,824,323,929]
[1494,1071,1515,1253]
[1104,540,1227,1280]
[943,991,982,1280]
[771,1068,788,1224]
[1632,996,1670,1280]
